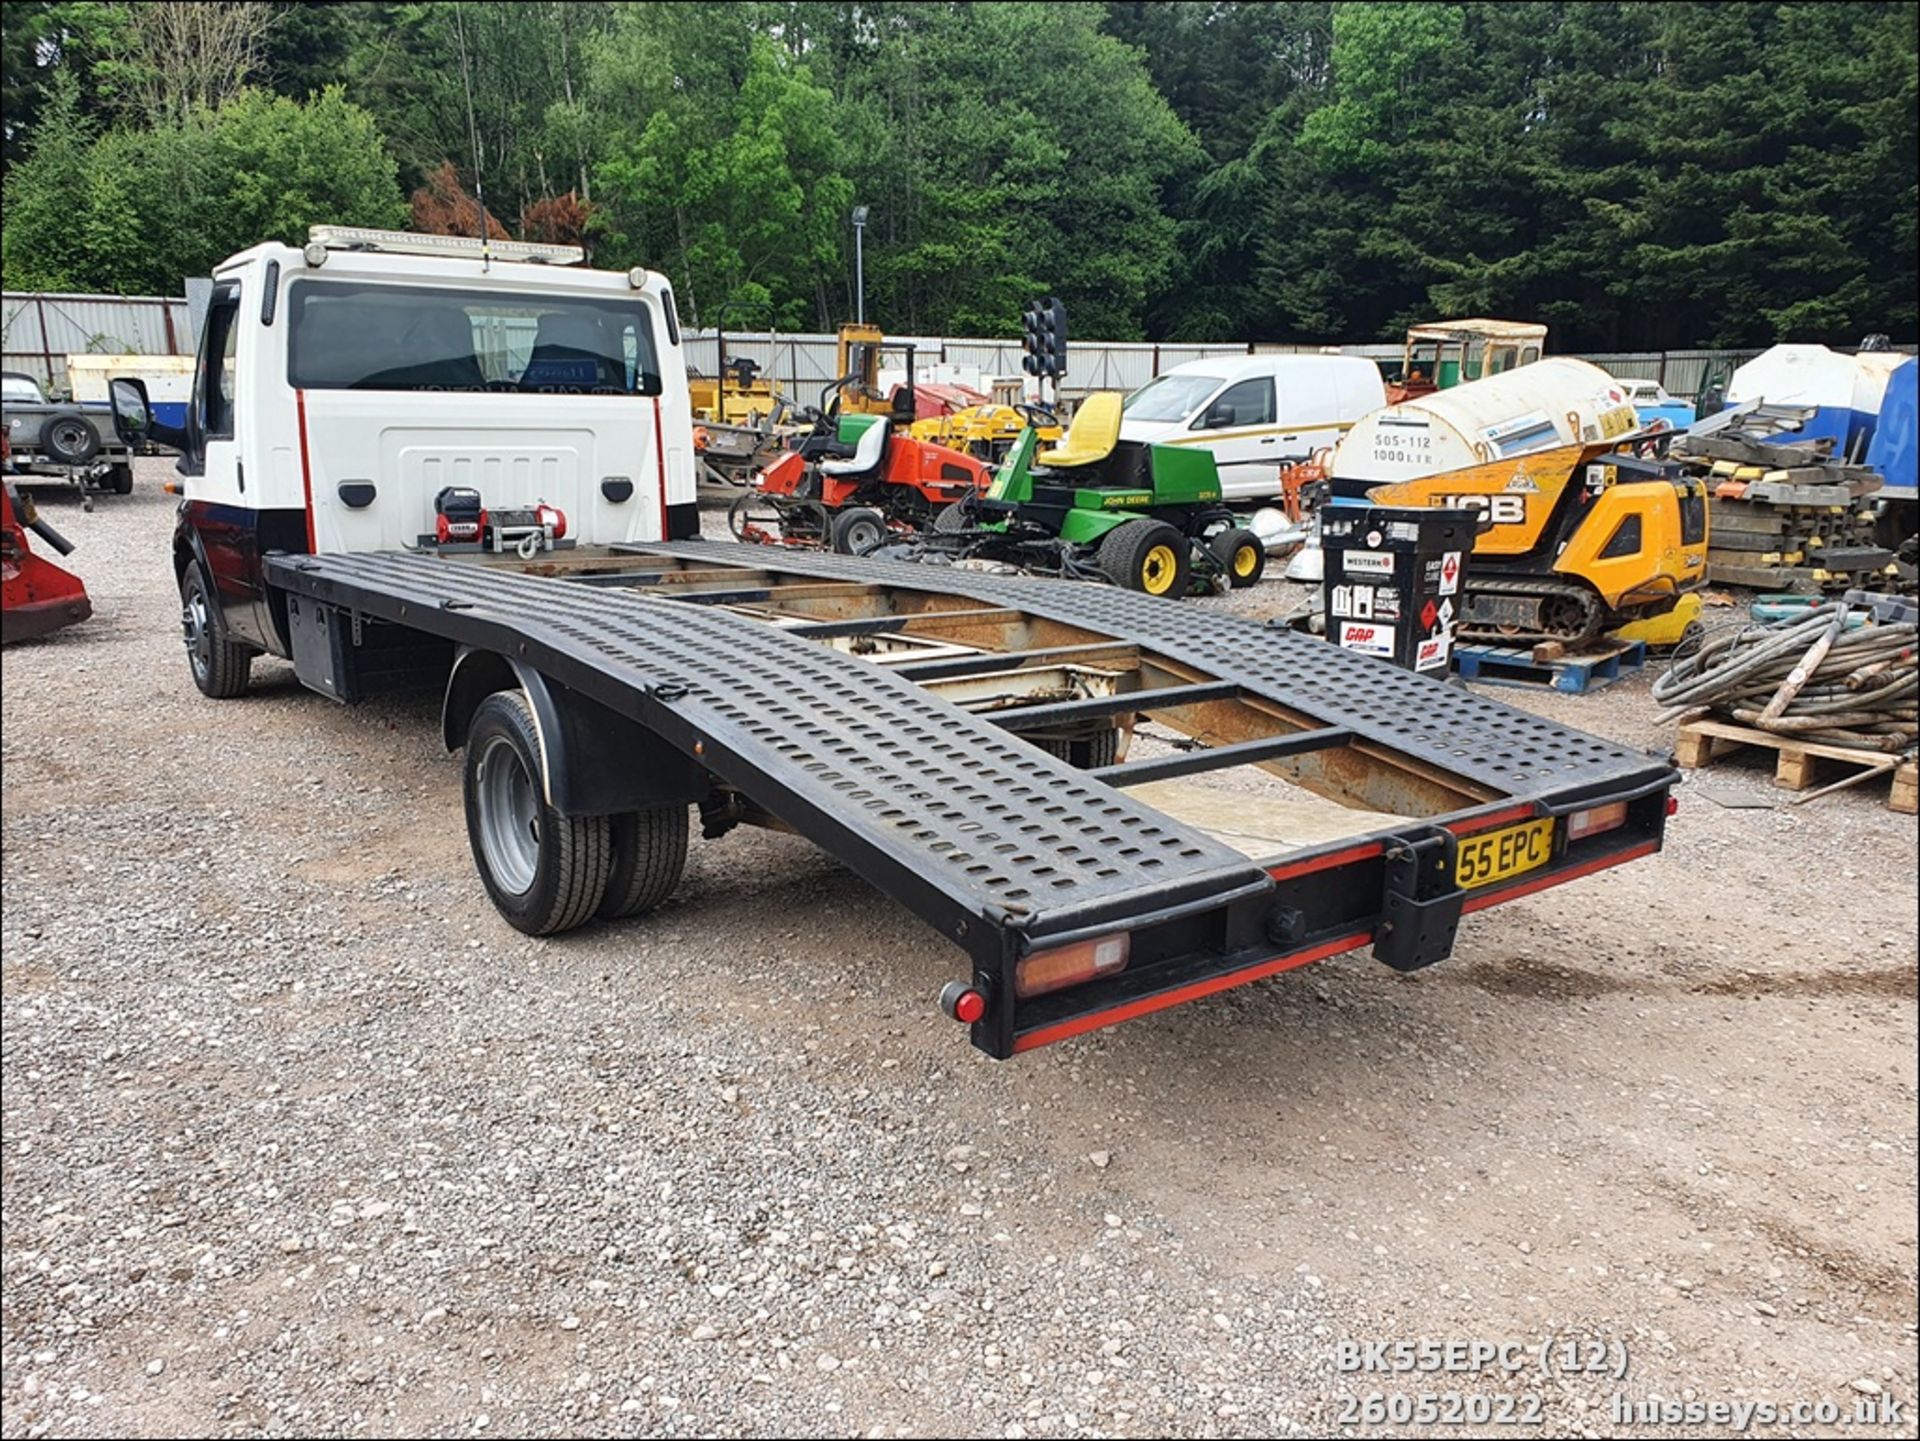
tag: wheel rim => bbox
[182,581,211,681]
[50,420,85,451]
[1141,543,1179,594]
[845,517,882,552]
[1232,544,1258,578]
[476,733,541,895]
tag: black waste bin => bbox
[1320,505,1476,674]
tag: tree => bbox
[112,1,273,124]
[2,83,406,293]
[410,160,509,239]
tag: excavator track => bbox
[1458,576,1607,647]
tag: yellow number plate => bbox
[1455,818,1555,890]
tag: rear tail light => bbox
[1015,932,1130,999]
[939,980,988,1024]
[1566,801,1629,841]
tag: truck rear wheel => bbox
[598,806,690,919]
[180,564,253,698]
[1099,518,1189,596]
[1209,527,1265,588]
[464,691,612,936]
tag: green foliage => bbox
[3,84,405,293]
[592,29,852,329]
[1,1,1914,349]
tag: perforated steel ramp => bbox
[613,541,1665,797]
[270,550,1265,944]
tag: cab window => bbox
[287,282,662,395]
[201,287,241,440]
[1195,377,1274,429]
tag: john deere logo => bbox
[1101,494,1152,508]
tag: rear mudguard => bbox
[441,647,706,816]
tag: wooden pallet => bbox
[1453,638,1646,695]
[1676,718,1917,812]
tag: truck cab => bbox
[111,226,697,668]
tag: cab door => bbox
[179,278,287,652]
[1187,375,1278,499]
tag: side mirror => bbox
[109,377,152,446]
[113,375,190,455]
[1204,402,1237,429]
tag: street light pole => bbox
[851,205,869,325]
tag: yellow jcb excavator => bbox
[1362,437,1710,646]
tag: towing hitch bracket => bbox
[1374,828,1464,973]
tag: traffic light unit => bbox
[1021,297,1068,381]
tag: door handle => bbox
[1260,437,1276,445]
[236,460,245,494]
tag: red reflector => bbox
[1015,932,1130,999]
[1567,800,1629,841]
[1666,794,1680,816]
[939,980,988,1025]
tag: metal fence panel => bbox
[11,289,1903,407]
[3,291,192,392]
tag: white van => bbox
[1119,354,1385,500]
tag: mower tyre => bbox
[1098,518,1190,597]
[1210,527,1265,588]
[830,506,888,555]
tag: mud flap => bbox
[1374,828,1464,972]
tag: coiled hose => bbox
[1652,602,1918,754]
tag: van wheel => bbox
[180,564,253,698]
[1099,518,1190,596]
[1209,527,1265,588]
[598,806,691,919]
[464,691,612,936]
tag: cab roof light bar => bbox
[305,225,585,267]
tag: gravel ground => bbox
[4,466,1915,1439]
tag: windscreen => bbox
[1123,373,1222,423]
[287,281,662,395]
[3,376,43,403]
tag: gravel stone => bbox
[0,474,1912,1437]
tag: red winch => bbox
[433,486,568,554]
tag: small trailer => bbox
[109,227,1677,1059]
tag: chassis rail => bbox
[267,541,1674,1057]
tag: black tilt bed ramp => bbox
[267,541,1676,1058]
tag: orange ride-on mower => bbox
[2,478,93,644]
[731,403,994,555]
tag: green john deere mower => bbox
[912,393,1265,596]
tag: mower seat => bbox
[820,417,891,478]
[1037,392,1122,469]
